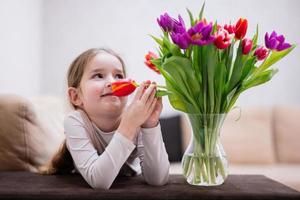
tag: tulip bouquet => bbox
[109,4,294,186]
[141,4,295,186]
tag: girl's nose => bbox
[105,81,112,88]
[105,76,115,88]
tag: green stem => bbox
[206,157,211,184]
[156,85,167,89]
[136,83,167,89]
[194,157,201,184]
[200,157,208,182]
[183,156,192,177]
[217,157,226,180]
[210,157,216,184]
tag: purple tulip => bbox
[157,13,174,32]
[167,15,189,49]
[187,21,215,46]
[265,31,291,51]
[172,15,186,34]
[171,31,190,49]
[157,13,186,34]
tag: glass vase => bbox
[181,113,228,186]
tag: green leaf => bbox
[199,2,205,20]
[225,40,235,81]
[162,56,201,113]
[150,35,163,46]
[160,73,191,113]
[163,36,182,56]
[163,57,199,95]
[200,45,209,113]
[151,58,162,69]
[224,87,238,112]
[212,21,218,34]
[155,90,172,97]
[242,68,278,90]
[225,88,241,112]
[186,8,195,26]
[206,45,218,113]
[166,88,190,112]
[252,25,258,47]
[241,57,256,81]
[214,62,226,113]
[151,59,179,92]
[192,45,202,86]
[226,40,244,93]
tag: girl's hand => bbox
[117,82,158,140]
[141,96,162,128]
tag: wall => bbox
[0,0,42,98]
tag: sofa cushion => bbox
[273,106,300,163]
[0,94,65,172]
[221,107,276,164]
[0,94,34,171]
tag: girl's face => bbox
[76,52,127,119]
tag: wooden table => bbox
[0,172,299,200]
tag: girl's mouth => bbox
[101,93,114,97]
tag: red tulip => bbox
[214,29,233,49]
[144,51,161,74]
[224,24,235,34]
[254,46,269,60]
[234,18,248,40]
[111,79,138,97]
[242,38,253,55]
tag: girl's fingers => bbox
[145,85,157,107]
[156,97,163,109]
[148,97,157,113]
[140,83,156,103]
[133,82,145,101]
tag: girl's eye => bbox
[94,73,103,79]
[115,74,124,79]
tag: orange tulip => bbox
[144,51,161,74]
[111,79,138,97]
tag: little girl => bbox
[40,48,170,189]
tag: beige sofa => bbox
[0,94,65,172]
[0,94,299,191]
[171,106,300,191]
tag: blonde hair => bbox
[39,48,126,175]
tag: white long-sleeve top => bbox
[64,110,170,189]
